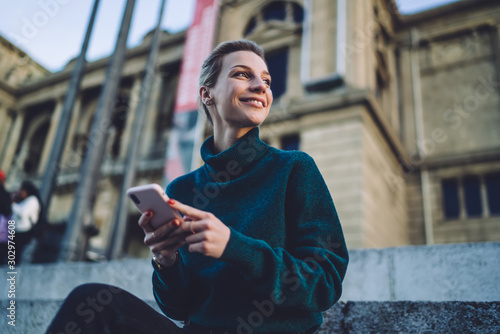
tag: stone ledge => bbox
[1,300,498,334]
[319,301,500,334]
[2,242,498,303]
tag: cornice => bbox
[15,30,186,96]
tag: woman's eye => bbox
[235,72,248,78]
[263,79,271,86]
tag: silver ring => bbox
[152,231,156,239]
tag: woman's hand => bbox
[168,199,231,259]
[138,211,189,267]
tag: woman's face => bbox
[204,51,273,130]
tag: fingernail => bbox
[146,211,152,217]
[174,220,180,226]
[168,199,175,205]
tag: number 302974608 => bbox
[7,220,16,266]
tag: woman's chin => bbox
[243,112,268,126]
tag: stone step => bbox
[1,242,499,332]
[2,242,499,303]
[1,300,498,333]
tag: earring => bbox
[206,99,213,106]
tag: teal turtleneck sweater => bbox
[152,127,348,333]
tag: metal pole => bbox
[59,0,137,262]
[107,0,167,260]
[40,0,100,210]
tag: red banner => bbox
[163,0,219,185]
[174,0,220,113]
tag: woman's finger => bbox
[154,219,181,239]
[168,199,211,220]
[138,211,154,233]
[144,219,181,246]
[167,222,197,239]
[177,219,208,235]
[151,236,187,254]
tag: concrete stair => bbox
[1,300,498,333]
[1,242,499,333]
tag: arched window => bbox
[243,1,304,100]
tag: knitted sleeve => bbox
[151,179,202,320]
[152,253,194,320]
[219,152,349,312]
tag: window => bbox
[441,173,500,220]
[281,133,299,151]
[485,173,500,215]
[263,1,286,21]
[442,179,460,219]
[243,2,303,99]
[292,3,304,23]
[463,176,482,217]
[266,49,288,99]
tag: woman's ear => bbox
[199,86,212,106]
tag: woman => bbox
[46,40,348,334]
[11,180,43,264]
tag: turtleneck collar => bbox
[200,127,269,175]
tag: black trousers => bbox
[46,283,314,334]
[45,283,195,334]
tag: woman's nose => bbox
[250,77,267,93]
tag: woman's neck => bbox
[212,126,255,154]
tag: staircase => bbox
[1,242,499,333]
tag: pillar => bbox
[139,72,162,155]
[61,96,82,169]
[1,110,24,173]
[120,74,142,159]
[38,97,64,175]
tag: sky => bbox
[0,0,460,73]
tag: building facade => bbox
[0,0,499,261]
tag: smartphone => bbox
[127,183,183,229]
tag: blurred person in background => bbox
[10,180,43,264]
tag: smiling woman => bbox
[46,40,348,334]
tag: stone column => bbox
[491,25,500,96]
[0,106,13,152]
[38,97,64,175]
[120,74,142,160]
[1,110,24,173]
[60,96,82,170]
[139,72,162,155]
[300,0,348,93]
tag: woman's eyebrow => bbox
[230,64,270,77]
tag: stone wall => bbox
[300,108,364,249]
[361,109,408,248]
